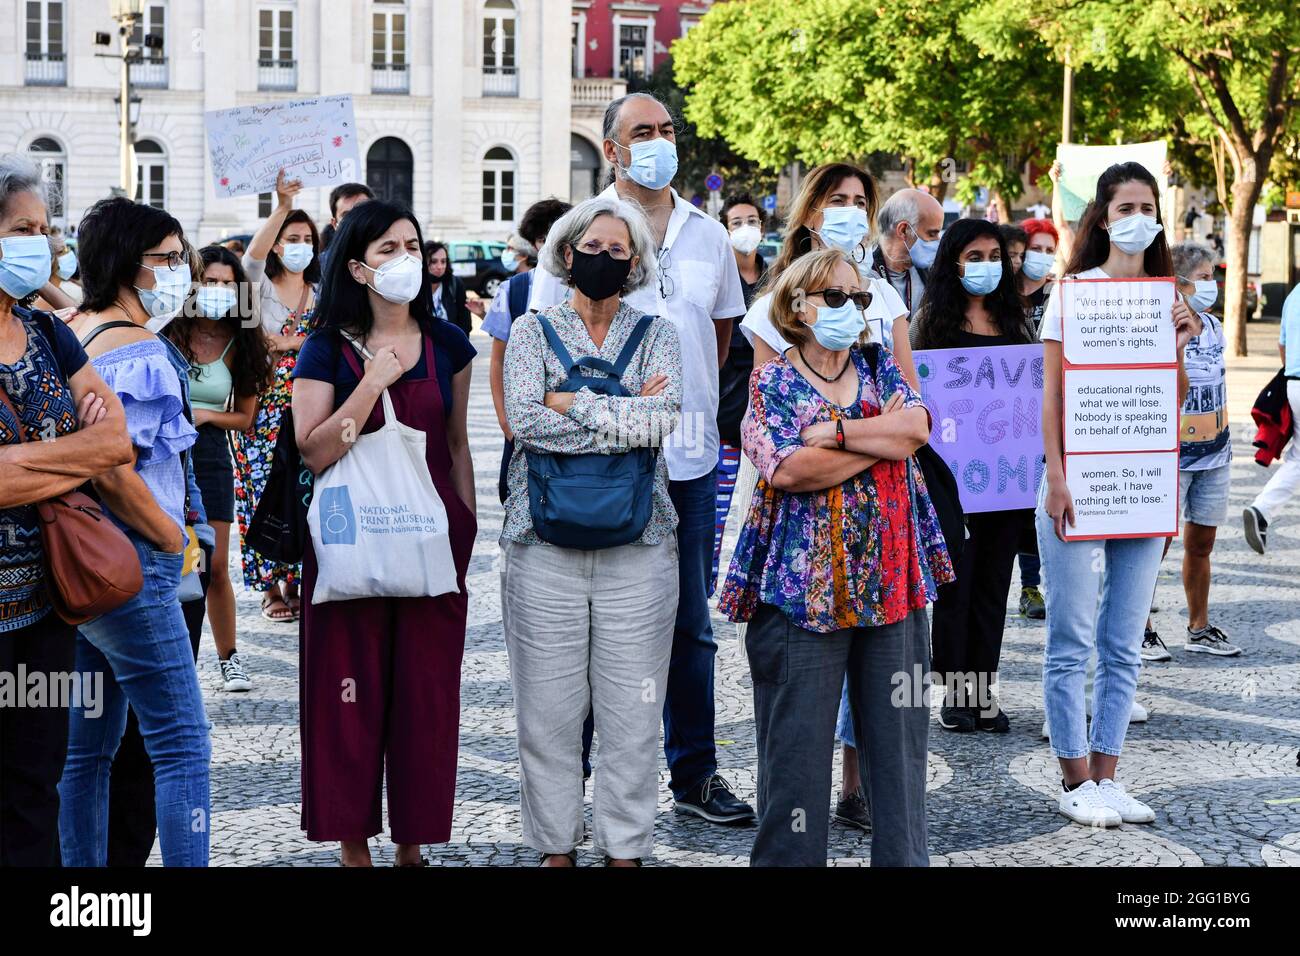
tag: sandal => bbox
[280,583,302,620]
[261,592,295,623]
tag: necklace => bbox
[797,347,851,383]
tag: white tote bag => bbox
[307,382,459,605]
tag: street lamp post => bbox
[95,1,146,197]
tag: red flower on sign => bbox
[220,177,229,186]
[332,136,343,147]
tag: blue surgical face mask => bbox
[614,137,679,191]
[279,241,315,273]
[1106,213,1163,255]
[1189,279,1218,313]
[815,206,869,255]
[501,250,519,272]
[1021,249,1054,281]
[960,261,1003,296]
[807,298,866,352]
[0,235,53,299]
[136,263,192,328]
[905,223,940,270]
[196,285,238,319]
[56,249,78,281]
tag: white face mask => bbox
[358,253,423,305]
[1106,213,1163,255]
[729,224,762,256]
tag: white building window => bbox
[258,192,274,219]
[482,0,518,97]
[129,3,168,89]
[25,1,66,86]
[135,139,167,210]
[372,1,408,94]
[482,146,516,223]
[571,13,586,79]
[28,136,66,222]
[614,15,654,83]
[258,5,297,91]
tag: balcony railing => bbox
[572,75,628,110]
[482,66,518,97]
[257,58,298,92]
[130,56,168,89]
[25,51,66,86]
[372,62,409,94]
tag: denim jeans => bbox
[58,537,212,866]
[665,469,718,798]
[1035,481,1164,759]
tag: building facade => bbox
[0,0,611,244]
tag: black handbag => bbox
[914,443,965,566]
[246,408,313,564]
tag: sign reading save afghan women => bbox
[204,95,361,199]
[913,344,1045,514]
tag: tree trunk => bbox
[926,162,950,202]
[1225,171,1265,357]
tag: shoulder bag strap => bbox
[78,320,140,349]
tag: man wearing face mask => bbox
[872,188,944,321]
[528,92,752,825]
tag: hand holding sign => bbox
[274,167,304,210]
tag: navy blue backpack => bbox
[527,312,658,549]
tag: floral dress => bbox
[718,344,954,634]
[233,305,311,591]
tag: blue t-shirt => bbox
[1281,284,1300,378]
[292,322,476,413]
[481,270,534,343]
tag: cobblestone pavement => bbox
[188,327,1300,867]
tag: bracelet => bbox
[835,418,845,449]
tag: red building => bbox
[571,2,715,81]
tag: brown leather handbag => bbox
[0,388,142,624]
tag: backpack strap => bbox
[507,271,532,321]
[78,320,140,349]
[610,314,655,380]
[536,313,577,376]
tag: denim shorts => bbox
[192,423,235,524]
[1178,462,1231,527]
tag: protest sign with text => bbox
[1058,277,1180,540]
[205,95,360,199]
[914,343,1044,514]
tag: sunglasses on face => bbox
[810,288,873,311]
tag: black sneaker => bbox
[977,705,1011,733]
[833,788,871,832]
[1141,628,1172,662]
[937,706,977,732]
[1243,506,1268,554]
[673,774,756,825]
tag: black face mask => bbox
[569,247,632,301]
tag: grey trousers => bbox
[747,604,931,867]
[501,537,677,859]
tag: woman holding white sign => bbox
[292,200,477,867]
[1037,162,1198,828]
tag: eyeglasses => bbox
[810,288,873,311]
[657,247,675,299]
[576,239,631,261]
[141,251,186,271]
[728,217,762,229]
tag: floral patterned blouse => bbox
[718,344,954,633]
[501,300,682,545]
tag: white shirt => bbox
[738,273,907,356]
[528,185,746,481]
[1038,266,1109,342]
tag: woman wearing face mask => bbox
[62,197,212,866]
[501,196,681,866]
[1038,162,1198,827]
[36,233,83,307]
[719,249,952,866]
[236,167,319,623]
[912,219,1035,735]
[425,240,474,335]
[293,201,476,867]
[1139,242,1240,660]
[0,157,134,866]
[164,246,275,691]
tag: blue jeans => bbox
[1035,482,1163,760]
[58,537,212,866]
[835,679,856,749]
[665,469,718,798]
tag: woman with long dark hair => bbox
[235,168,319,623]
[165,245,274,691]
[292,200,476,866]
[912,219,1033,735]
[1037,162,1198,827]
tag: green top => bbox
[189,339,234,412]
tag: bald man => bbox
[871,188,945,317]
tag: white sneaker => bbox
[1058,780,1122,827]
[1041,719,1051,740]
[1096,778,1155,823]
[219,651,252,692]
[1130,701,1149,723]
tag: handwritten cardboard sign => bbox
[205,95,361,199]
[913,343,1045,514]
